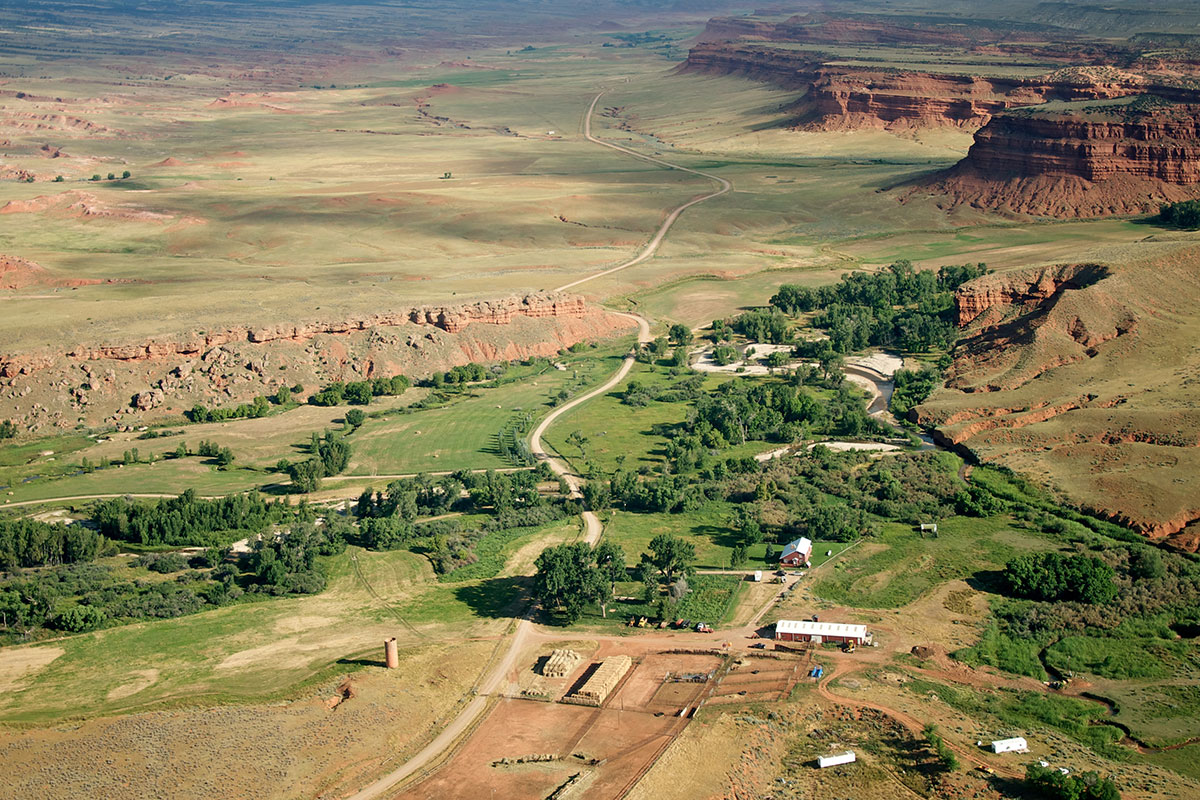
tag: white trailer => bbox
[817,751,856,768]
[990,737,1028,754]
[753,570,763,582]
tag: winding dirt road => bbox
[344,92,729,800]
[553,91,731,294]
[529,310,650,545]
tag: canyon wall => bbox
[682,41,1165,131]
[910,104,1200,216]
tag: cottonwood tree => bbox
[593,540,626,618]
[534,542,605,623]
[642,534,695,585]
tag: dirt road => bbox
[344,91,730,800]
[529,311,650,545]
[553,91,731,294]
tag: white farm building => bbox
[990,737,1028,754]
[817,751,856,768]
[775,620,869,646]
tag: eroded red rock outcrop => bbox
[914,253,1200,549]
[0,292,594,377]
[682,40,1171,131]
[0,253,102,290]
[908,102,1200,216]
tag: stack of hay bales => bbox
[542,649,580,678]
[565,655,632,707]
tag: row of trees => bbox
[91,489,288,546]
[310,375,410,407]
[0,518,113,570]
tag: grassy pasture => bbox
[811,515,1054,609]
[0,545,435,721]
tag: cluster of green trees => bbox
[310,375,410,406]
[0,419,16,440]
[189,395,272,423]
[1157,199,1200,229]
[533,532,704,624]
[0,516,349,640]
[769,261,988,354]
[620,374,705,407]
[1025,764,1119,800]
[248,521,346,596]
[91,489,288,546]
[729,308,790,344]
[286,432,352,492]
[351,466,575,575]
[1003,552,1117,604]
[0,518,113,569]
[890,364,943,418]
[534,541,626,622]
[922,724,959,772]
[423,362,497,389]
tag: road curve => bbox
[529,311,651,545]
[553,91,732,293]
[345,92,724,800]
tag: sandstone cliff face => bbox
[0,292,588,377]
[910,104,1200,216]
[682,41,1165,131]
[914,253,1200,549]
[0,292,634,434]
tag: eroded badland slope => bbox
[915,248,1200,549]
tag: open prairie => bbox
[4,2,1200,800]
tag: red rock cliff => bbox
[0,292,591,377]
[909,103,1200,216]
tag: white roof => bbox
[781,537,812,558]
[991,737,1027,747]
[817,751,856,767]
[776,619,867,638]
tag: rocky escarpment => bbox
[682,41,1168,131]
[954,263,1112,327]
[914,253,1200,549]
[0,293,634,434]
[908,102,1200,216]
[0,293,588,377]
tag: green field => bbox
[0,542,527,722]
[810,515,1055,609]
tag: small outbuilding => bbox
[775,620,869,646]
[780,536,812,566]
[990,737,1028,754]
[817,751,856,768]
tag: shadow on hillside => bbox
[454,576,531,619]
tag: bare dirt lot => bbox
[398,649,723,800]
